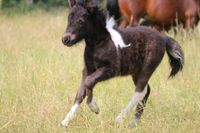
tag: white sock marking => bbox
[116,85,148,123]
[106,17,131,49]
[61,103,79,127]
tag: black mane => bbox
[85,7,109,44]
[89,7,107,28]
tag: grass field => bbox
[0,9,200,133]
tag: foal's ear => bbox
[68,0,87,8]
[84,0,99,13]
[84,0,99,7]
[68,0,76,7]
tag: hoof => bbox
[94,108,100,114]
[88,104,100,114]
[60,120,69,128]
[115,114,124,124]
[128,118,140,128]
[88,99,100,114]
[60,124,68,129]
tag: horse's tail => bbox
[106,0,121,20]
[165,36,184,78]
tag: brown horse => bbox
[197,0,200,14]
[107,0,199,30]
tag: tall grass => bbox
[0,9,200,133]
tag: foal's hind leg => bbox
[129,84,150,128]
[115,76,149,124]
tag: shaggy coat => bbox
[60,0,184,128]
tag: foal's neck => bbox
[85,10,110,46]
[85,26,109,46]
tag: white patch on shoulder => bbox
[106,17,131,49]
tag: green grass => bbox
[0,9,200,133]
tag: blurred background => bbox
[0,0,106,12]
[1,0,68,9]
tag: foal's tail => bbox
[165,37,184,77]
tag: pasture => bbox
[0,9,200,133]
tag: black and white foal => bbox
[60,0,184,128]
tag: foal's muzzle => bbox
[62,32,76,46]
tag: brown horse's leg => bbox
[129,15,134,26]
[119,17,128,28]
[61,68,87,127]
[153,24,164,32]
[185,13,198,29]
[129,15,139,27]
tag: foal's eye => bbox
[78,19,84,24]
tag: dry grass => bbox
[0,9,200,133]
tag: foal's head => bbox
[62,0,100,46]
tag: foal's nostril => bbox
[62,36,71,45]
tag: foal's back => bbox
[119,26,166,53]
[117,26,166,75]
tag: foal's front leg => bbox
[84,67,115,113]
[61,67,115,127]
[61,69,87,127]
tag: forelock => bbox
[71,5,88,16]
